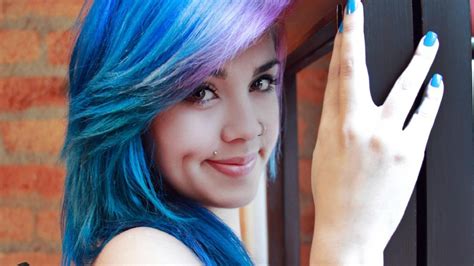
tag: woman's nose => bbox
[221,99,261,143]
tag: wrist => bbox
[310,228,384,266]
[310,243,383,266]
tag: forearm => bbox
[309,220,384,266]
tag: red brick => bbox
[46,31,74,66]
[0,77,67,111]
[0,3,4,22]
[35,167,66,200]
[0,165,65,199]
[0,119,66,156]
[298,159,312,195]
[36,209,61,242]
[0,30,40,64]
[0,207,34,243]
[0,252,61,266]
[300,200,315,238]
[0,166,34,197]
[296,69,327,105]
[1,0,83,20]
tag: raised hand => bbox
[310,0,443,264]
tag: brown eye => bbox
[253,79,271,90]
[250,74,278,92]
[186,85,218,104]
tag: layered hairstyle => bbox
[61,0,291,265]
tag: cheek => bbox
[258,93,280,156]
[151,106,218,178]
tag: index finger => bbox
[339,0,372,118]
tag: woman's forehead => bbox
[216,34,278,75]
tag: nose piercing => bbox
[258,122,266,136]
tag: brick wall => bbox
[0,1,82,264]
[296,52,331,266]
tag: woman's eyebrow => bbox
[210,58,281,80]
[253,58,280,76]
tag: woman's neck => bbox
[205,206,242,240]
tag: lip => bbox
[206,154,257,178]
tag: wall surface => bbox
[0,0,82,264]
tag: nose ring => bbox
[258,122,266,137]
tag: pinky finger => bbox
[404,73,444,148]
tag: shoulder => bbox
[94,226,202,265]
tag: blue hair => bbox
[61,0,290,265]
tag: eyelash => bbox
[185,74,279,106]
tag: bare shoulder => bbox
[94,227,202,265]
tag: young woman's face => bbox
[151,34,280,208]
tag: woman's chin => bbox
[200,187,259,209]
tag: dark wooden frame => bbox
[421,1,473,265]
[267,0,473,265]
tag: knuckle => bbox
[417,96,440,116]
[424,87,443,101]
[341,122,365,144]
[414,48,425,58]
[397,67,423,92]
[414,49,434,66]
[340,57,355,78]
[343,21,360,33]
[369,132,407,163]
[327,69,339,81]
[393,142,409,164]
[397,78,411,91]
[381,103,396,120]
[393,153,407,164]
[415,105,432,119]
[369,133,390,154]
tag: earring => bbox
[258,122,266,136]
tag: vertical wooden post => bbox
[421,0,474,265]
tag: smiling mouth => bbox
[206,154,257,178]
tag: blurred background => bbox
[0,0,82,264]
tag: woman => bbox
[61,0,443,265]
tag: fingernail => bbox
[430,73,443,88]
[423,31,438,47]
[346,0,357,14]
[336,3,343,33]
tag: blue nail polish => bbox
[336,3,344,33]
[338,22,343,33]
[423,31,438,47]
[430,73,443,88]
[346,0,357,14]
